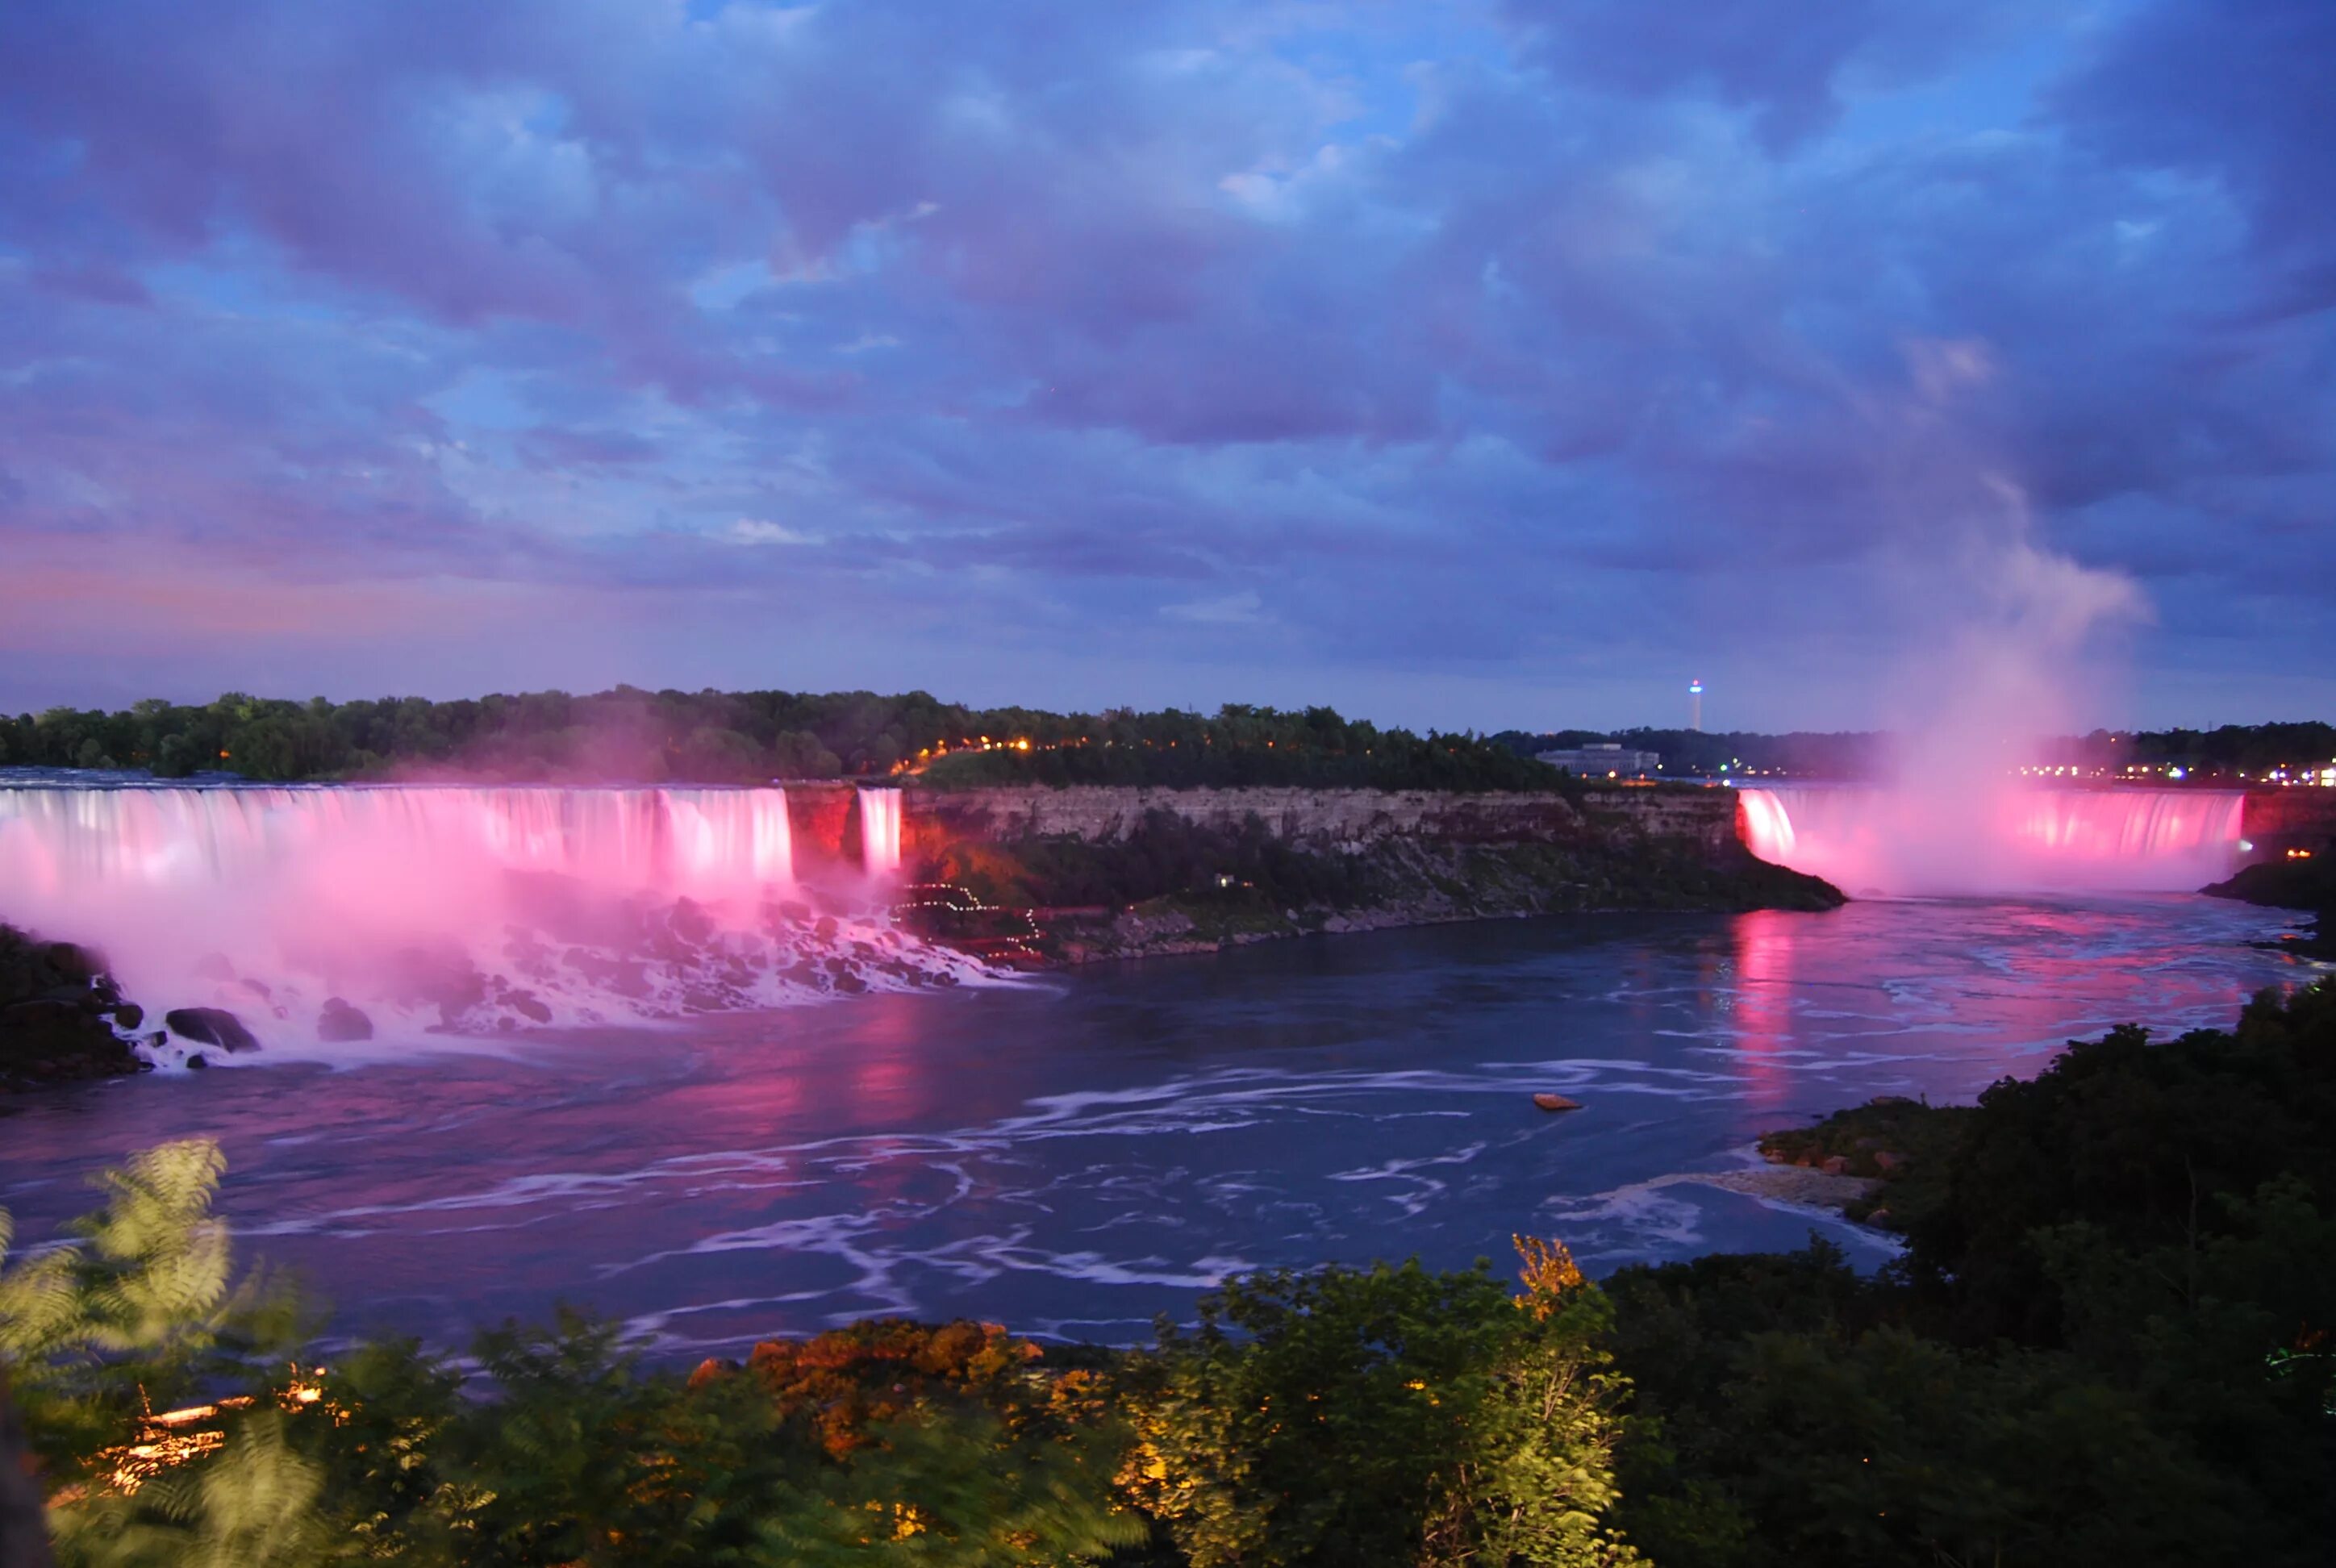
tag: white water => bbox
[0,784,797,895]
[0,783,978,1061]
[1740,785,2247,895]
[859,787,903,876]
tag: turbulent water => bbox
[0,780,970,1050]
[0,895,2315,1355]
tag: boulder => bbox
[316,999,374,1042]
[111,1003,144,1031]
[164,1007,261,1053]
[1820,1155,1851,1176]
[1872,1149,1906,1174]
[1533,1092,1583,1113]
[4,999,114,1057]
[0,997,146,1085]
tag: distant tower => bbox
[1689,679,1704,733]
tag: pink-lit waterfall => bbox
[0,784,975,1058]
[0,786,796,897]
[858,787,903,876]
[1740,786,2247,895]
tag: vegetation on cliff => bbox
[0,691,1555,791]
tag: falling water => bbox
[0,784,795,897]
[1740,786,2247,895]
[0,782,985,1056]
[858,787,904,876]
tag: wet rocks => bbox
[164,1007,261,1053]
[1533,1092,1583,1113]
[317,998,375,1042]
[2,924,150,1090]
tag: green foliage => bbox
[290,1316,1140,1567]
[1754,1099,1970,1228]
[0,690,1558,790]
[1902,983,2336,1345]
[925,705,1558,792]
[1120,1250,1640,1568]
[0,1140,300,1469]
[1611,979,2336,1568]
[53,1412,336,1568]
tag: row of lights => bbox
[891,882,1046,965]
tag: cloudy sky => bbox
[2,0,2329,731]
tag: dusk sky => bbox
[2,0,2330,733]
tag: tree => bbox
[1120,1244,1640,1568]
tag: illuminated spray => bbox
[1726,473,2260,892]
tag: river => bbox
[0,895,2315,1356]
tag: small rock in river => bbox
[1533,1093,1582,1113]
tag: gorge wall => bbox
[889,783,1743,858]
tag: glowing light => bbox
[858,788,904,876]
[1738,785,2247,894]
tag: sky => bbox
[1,0,2330,734]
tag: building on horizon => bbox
[1537,742,1662,778]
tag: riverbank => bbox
[1044,837,1842,963]
[2205,853,2336,960]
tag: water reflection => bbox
[0,895,2305,1353]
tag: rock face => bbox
[0,924,148,1090]
[317,998,375,1042]
[164,1007,261,1053]
[909,785,1744,855]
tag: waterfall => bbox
[1740,786,2247,895]
[858,787,903,876]
[0,784,795,897]
[0,782,945,1051]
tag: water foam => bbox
[0,782,982,1059]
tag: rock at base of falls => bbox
[164,1007,262,1053]
[317,998,375,1042]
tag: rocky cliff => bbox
[899,783,1742,856]
[882,783,1841,965]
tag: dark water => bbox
[1,896,2316,1356]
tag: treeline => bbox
[2120,720,2336,776]
[1490,729,1889,779]
[919,705,1558,791]
[0,691,1557,791]
[6,981,2331,1566]
[1492,721,2336,780]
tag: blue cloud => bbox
[0,0,2328,729]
